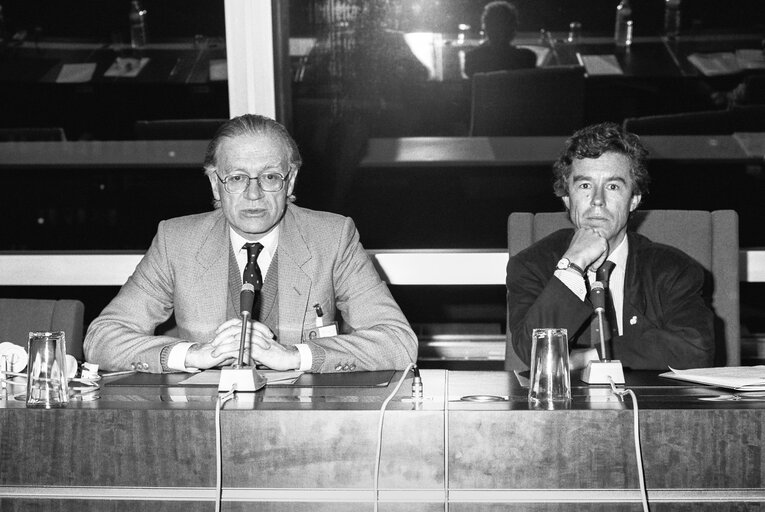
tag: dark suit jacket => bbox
[464,43,536,77]
[84,205,417,373]
[507,229,714,370]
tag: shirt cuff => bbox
[167,342,200,373]
[295,343,313,372]
[554,269,587,301]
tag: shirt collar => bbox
[229,225,280,259]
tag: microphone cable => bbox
[609,378,650,512]
[215,385,237,512]
[374,362,416,512]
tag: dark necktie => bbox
[243,242,264,292]
[590,261,617,350]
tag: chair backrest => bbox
[0,299,85,361]
[623,105,765,135]
[0,127,66,142]
[506,210,740,369]
[469,66,585,136]
[134,119,227,140]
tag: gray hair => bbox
[203,114,302,207]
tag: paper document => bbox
[660,366,765,390]
[180,369,302,386]
[56,63,96,83]
[104,57,150,78]
[687,49,765,76]
[579,54,623,76]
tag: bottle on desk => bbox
[614,0,633,47]
[664,0,681,38]
[129,0,148,49]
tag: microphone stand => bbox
[218,284,267,392]
[581,281,625,384]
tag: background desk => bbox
[2,370,764,511]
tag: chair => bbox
[623,105,765,135]
[0,299,85,361]
[0,127,66,142]
[505,210,740,370]
[134,119,227,140]
[469,66,585,136]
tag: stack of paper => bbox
[660,366,765,390]
[688,49,765,76]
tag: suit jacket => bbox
[84,204,417,373]
[507,229,714,370]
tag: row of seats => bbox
[1,210,741,370]
[469,67,765,137]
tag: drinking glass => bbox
[528,328,571,408]
[26,331,69,408]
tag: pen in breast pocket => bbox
[314,303,324,327]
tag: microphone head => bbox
[240,283,256,316]
[589,281,606,313]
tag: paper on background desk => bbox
[104,57,150,78]
[578,54,623,76]
[180,369,302,386]
[56,63,96,83]
[660,366,765,390]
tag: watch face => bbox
[557,258,570,270]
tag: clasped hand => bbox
[185,318,300,371]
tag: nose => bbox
[591,185,605,206]
[243,177,264,200]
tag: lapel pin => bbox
[630,315,637,325]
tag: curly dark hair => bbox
[552,122,650,198]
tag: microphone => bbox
[581,280,624,384]
[589,281,607,360]
[237,282,256,368]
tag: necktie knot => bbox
[596,260,616,286]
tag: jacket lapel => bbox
[621,232,647,340]
[193,211,231,323]
[276,206,313,345]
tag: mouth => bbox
[241,208,267,217]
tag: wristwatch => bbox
[556,257,584,275]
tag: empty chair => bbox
[0,299,85,361]
[134,119,227,140]
[506,210,739,370]
[469,66,586,136]
[0,127,66,142]
[623,105,765,135]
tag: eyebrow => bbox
[571,174,628,185]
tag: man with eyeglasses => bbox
[84,114,417,373]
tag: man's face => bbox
[208,134,297,240]
[561,152,641,251]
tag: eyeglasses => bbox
[215,171,289,194]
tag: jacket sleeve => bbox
[304,217,418,372]
[507,254,593,366]
[83,220,181,372]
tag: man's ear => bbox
[562,195,570,211]
[629,193,641,212]
[286,167,299,196]
[207,172,221,202]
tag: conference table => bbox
[2,369,763,511]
